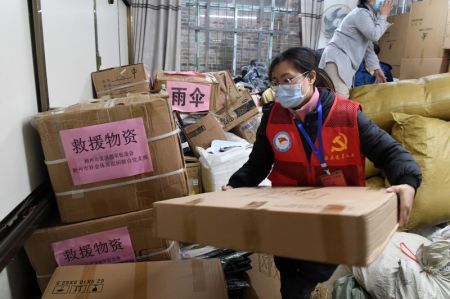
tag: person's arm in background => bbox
[355,2,393,42]
[226,106,274,188]
[357,110,422,227]
[364,42,386,83]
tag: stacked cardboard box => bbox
[42,259,228,299]
[378,0,450,79]
[378,13,410,78]
[29,89,187,294]
[33,93,189,222]
[91,64,151,98]
[25,208,178,292]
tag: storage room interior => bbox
[1,0,450,298]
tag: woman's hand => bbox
[374,69,387,83]
[221,185,234,191]
[380,1,394,17]
[387,184,416,228]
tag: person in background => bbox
[223,47,421,299]
[354,42,394,87]
[319,0,393,98]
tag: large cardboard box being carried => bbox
[33,94,189,222]
[154,71,258,131]
[404,0,449,59]
[42,259,228,299]
[378,13,410,67]
[400,57,449,79]
[92,64,150,98]
[25,208,178,292]
[155,187,398,266]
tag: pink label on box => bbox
[167,81,211,112]
[60,117,152,186]
[51,227,136,266]
[164,71,206,78]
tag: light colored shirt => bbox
[319,6,391,88]
[290,87,320,122]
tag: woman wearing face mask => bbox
[223,47,422,299]
[319,0,393,98]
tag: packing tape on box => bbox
[54,168,186,197]
[135,241,177,261]
[191,259,207,292]
[134,262,149,298]
[243,202,266,250]
[183,198,204,242]
[96,80,150,96]
[44,129,181,166]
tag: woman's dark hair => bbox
[357,0,370,9]
[268,47,335,90]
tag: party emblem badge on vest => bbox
[273,131,292,152]
[331,133,348,152]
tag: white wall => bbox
[41,0,98,108]
[41,0,130,108]
[0,1,46,221]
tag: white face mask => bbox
[273,75,311,109]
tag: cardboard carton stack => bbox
[154,70,260,154]
[28,90,189,292]
[379,0,450,79]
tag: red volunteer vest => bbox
[266,96,365,187]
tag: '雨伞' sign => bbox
[51,227,136,266]
[59,117,152,186]
[167,81,211,112]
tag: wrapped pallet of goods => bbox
[32,93,189,223]
[25,208,179,292]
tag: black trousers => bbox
[274,257,337,299]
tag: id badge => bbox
[320,170,347,187]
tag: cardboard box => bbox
[33,94,189,222]
[400,57,449,79]
[378,13,410,66]
[92,64,150,98]
[391,65,401,78]
[405,0,449,59]
[25,208,179,292]
[186,158,202,195]
[183,114,227,155]
[243,254,281,299]
[212,71,259,131]
[155,70,259,131]
[155,187,398,266]
[232,115,261,144]
[444,6,450,49]
[42,259,228,299]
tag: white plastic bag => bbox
[198,133,253,192]
[353,232,450,299]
